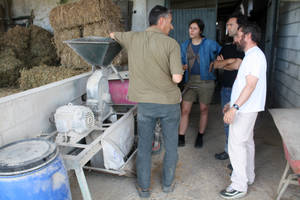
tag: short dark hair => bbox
[228,14,248,27]
[239,23,261,43]
[189,18,205,36]
[149,5,170,26]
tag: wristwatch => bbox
[233,104,240,110]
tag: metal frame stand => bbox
[54,105,137,200]
[276,161,300,200]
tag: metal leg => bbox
[277,161,290,194]
[276,174,295,200]
[74,167,92,200]
[276,161,300,200]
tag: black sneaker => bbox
[215,151,229,160]
[194,133,203,148]
[178,135,185,147]
[220,186,247,199]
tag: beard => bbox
[236,37,246,52]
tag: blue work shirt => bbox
[181,38,221,82]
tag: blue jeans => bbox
[136,103,180,189]
[221,87,232,153]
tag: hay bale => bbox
[31,56,58,66]
[50,0,127,67]
[83,21,127,65]
[19,65,90,90]
[52,27,88,67]
[0,87,22,98]
[60,47,88,67]
[53,27,81,56]
[112,49,128,66]
[1,25,58,68]
[0,48,24,87]
[50,0,121,32]
[2,25,30,61]
[83,21,123,37]
[29,25,58,64]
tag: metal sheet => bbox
[64,36,122,67]
[170,8,217,44]
[269,108,300,160]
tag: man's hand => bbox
[223,107,237,124]
[209,62,214,72]
[183,64,188,71]
[109,32,115,39]
[217,55,224,61]
[223,103,230,114]
[172,74,183,83]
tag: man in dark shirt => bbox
[211,15,246,160]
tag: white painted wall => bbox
[147,0,164,14]
[131,0,165,31]
[0,72,91,146]
[131,0,147,31]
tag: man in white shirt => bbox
[219,23,267,199]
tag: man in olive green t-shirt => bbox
[110,5,183,198]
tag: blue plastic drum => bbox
[0,138,72,200]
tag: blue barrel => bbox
[0,138,72,200]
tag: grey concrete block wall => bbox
[273,2,300,108]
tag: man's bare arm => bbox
[233,74,258,108]
[223,75,259,124]
[223,58,242,71]
[213,58,235,69]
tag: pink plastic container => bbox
[109,79,136,105]
[283,143,300,184]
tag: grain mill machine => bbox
[51,37,136,200]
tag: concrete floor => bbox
[70,104,300,200]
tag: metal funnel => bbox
[64,36,122,67]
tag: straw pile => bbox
[19,65,90,90]
[0,87,22,98]
[1,25,58,66]
[82,21,128,66]
[50,0,127,67]
[49,0,121,32]
[53,27,87,67]
[0,48,23,87]
[0,25,58,87]
[30,25,58,66]
[2,26,31,63]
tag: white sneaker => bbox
[247,181,254,185]
[220,186,247,199]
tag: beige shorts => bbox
[182,75,215,105]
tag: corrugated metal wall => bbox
[272,1,300,107]
[170,8,217,44]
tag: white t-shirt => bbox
[230,46,267,113]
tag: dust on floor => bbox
[69,105,300,200]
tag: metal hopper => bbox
[64,36,122,68]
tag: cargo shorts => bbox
[182,75,215,105]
